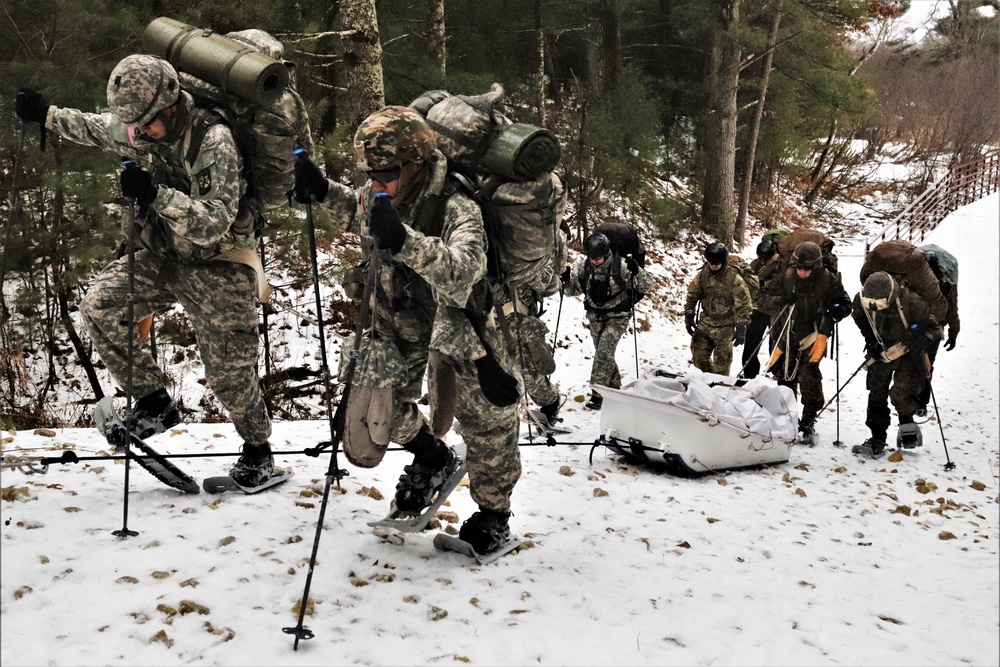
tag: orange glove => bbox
[765,346,783,372]
[808,333,828,363]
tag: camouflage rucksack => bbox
[151,26,314,235]
[409,84,565,297]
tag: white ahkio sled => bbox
[592,369,800,477]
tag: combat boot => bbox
[230,442,274,488]
[852,437,887,459]
[459,507,512,555]
[394,439,460,515]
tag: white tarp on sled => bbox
[594,369,799,475]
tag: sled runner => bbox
[593,370,797,476]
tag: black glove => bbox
[782,292,797,306]
[625,256,639,273]
[16,88,50,150]
[474,352,519,407]
[905,325,931,353]
[369,193,406,253]
[16,88,49,124]
[944,329,957,351]
[292,151,329,204]
[560,267,571,285]
[828,302,851,321]
[685,313,696,336]
[864,338,885,359]
[733,324,746,346]
[120,162,157,208]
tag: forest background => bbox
[0,0,998,429]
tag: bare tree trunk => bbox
[701,0,741,244]
[341,0,385,146]
[426,0,446,78]
[735,1,781,247]
[535,0,546,125]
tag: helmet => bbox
[354,106,437,171]
[861,272,896,311]
[792,241,823,270]
[705,242,728,267]
[585,232,611,260]
[756,238,777,263]
[107,55,180,127]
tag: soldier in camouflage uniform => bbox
[740,238,779,379]
[503,285,564,427]
[850,272,940,458]
[16,55,274,487]
[758,241,851,443]
[684,243,752,376]
[292,106,522,555]
[563,232,653,410]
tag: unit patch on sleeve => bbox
[197,168,213,195]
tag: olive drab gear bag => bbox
[142,18,314,236]
[409,84,566,298]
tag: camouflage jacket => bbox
[684,265,751,328]
[324,152,492,362]
[564,253,653,315]
[46,92,251,262]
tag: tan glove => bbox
[807,333,828,363]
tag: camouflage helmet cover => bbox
[354,106,436,171]
[792,241,823,269]
[107,55,180,127]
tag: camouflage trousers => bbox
[587,311,630,389]
[79,253,271,444]
[386,337,522,514]
[865,353,925,442]
[771,356,824,424]
[691,323,735,375]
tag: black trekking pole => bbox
[112,160,141,539]
[800,357,871,434]
[629,270,639,378]
[284,175,379,649]
[0,122,27,324]
[921,352,954,470]
[736,304,788,380]
[833,322,843,447]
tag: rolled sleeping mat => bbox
[481,122,561,181]
[143,17,288,105]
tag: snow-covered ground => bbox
[1,193,997,666]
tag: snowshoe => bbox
[433,532,521,565]
[204,469,293,494]
[798,424,816,447]
[368,457,467,533]
[94,392,179,451]
[852,437,887,459]
[525,408,571,435]
[897,423,923,449]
